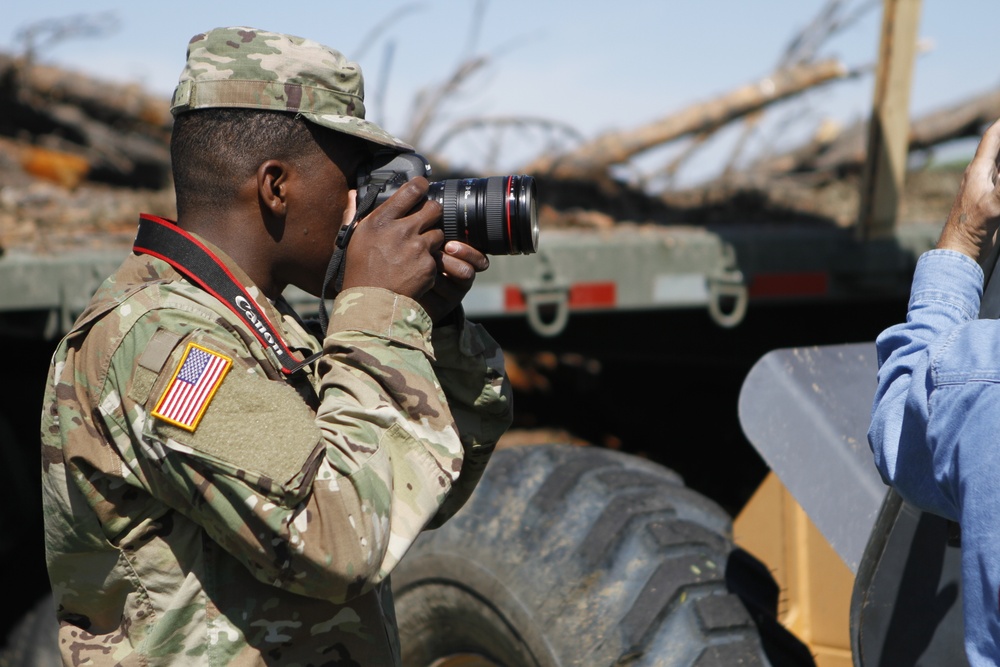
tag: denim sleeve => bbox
[871,250,1000,664]
[868,249,984,521]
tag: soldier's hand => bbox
[341,177,444,300]
[937,117,1000,263]
[419,241,490,325]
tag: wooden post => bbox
[857,0,922,240]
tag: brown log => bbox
[19,145,90,189]
[41,102,171,188]
[747,118,848,175]
[0,52,172,187]
[908,89,1000,151]
[0,52,172,135]
[752,88,1000,175]
[522,59,848,181]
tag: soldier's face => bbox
[279,134,368,296]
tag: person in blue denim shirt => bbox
[870,117,1000,666]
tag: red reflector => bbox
[749,272,828,298]
[503,282,617,311]
[505,286,526,311]
[569,282,616,307]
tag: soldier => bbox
[40,27,512,665]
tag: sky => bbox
[4,0,998,185]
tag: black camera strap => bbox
[133,214,316,376]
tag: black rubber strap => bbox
[133,214,317,376]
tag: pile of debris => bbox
[0,52,175,254]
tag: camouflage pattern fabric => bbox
[40,229,512,665]
[171,26,413,152]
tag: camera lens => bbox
[429,175,538,255]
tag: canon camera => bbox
[354,152,538,255]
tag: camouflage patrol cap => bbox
[171,27,413,152]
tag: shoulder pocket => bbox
[144,334,323,488]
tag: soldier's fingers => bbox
[435,255,475,285]
[367,177,431,222]
[408,198,444,234]
[423,228,446,254]
[443,241,489,273]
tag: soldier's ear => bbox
[257,160,289,219]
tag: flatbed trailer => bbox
[0,219,942,341]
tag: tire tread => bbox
[395,444,813,667]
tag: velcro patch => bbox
[152,342,232,432]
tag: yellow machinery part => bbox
[734,471,855,667]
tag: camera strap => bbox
[133,214,315,376]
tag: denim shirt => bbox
[870,249,1000,665]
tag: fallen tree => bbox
[748,87,1000,176]
[520,59,849,182]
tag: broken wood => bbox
[0,52,173,188]
[19,145,90,189]
[521,59,849,181]
[748,87,1000,177]
[0,53,172,135]
[909,89,1000,152]
[857,0,923,239]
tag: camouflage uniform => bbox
[40,27,512,667]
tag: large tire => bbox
[0,594,59,667]
[393,444,814,667]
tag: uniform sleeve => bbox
[104,286,506,604]
[424,314,512,528]
[868,249,983,520]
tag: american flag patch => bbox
[151,342,232,431]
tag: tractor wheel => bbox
[393,443,814,667]
[0,594,58,667]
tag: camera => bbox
[354,152,538,255]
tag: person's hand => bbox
[419,241,490,325]
[937,118,1000,263]
[340,177,444,300]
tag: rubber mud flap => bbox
[393,443,815,666]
